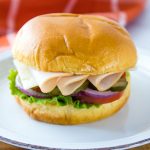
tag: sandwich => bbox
[8,13,137,125]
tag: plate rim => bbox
[0,48,150,150]
[0,134,150,150]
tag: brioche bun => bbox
[12,13,137,75]
[15,76,130,125]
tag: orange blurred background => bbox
[0,0,148,50]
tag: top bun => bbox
[12,13,137,75]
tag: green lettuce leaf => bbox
[8,69,99,109]
[126,71,130,80]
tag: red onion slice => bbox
[80,89,120,98]
[73,88,123,104]
[15,75,51,99]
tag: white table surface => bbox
[127,0,150,50]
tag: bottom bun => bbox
[15,80,130,125]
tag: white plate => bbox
[0,48,150,150]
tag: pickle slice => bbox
[74,80,89,94]
[109,78,128,92]
[48,87,62,96]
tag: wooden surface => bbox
[0,141,150,150]
[0,142,23,150]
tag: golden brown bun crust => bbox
[15,77,130,125]
[12,13,137,75]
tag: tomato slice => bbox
[77,91,123,104]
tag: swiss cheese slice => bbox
[13,60,38,89]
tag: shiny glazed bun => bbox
[12,13,137,75]
[11,13,136,125]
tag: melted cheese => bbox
[14,60,124,95]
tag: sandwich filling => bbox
[8,60,129,109]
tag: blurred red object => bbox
[0,0,146,50]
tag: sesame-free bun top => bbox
[12,13,137,75]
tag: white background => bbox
[127,0,150,50]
